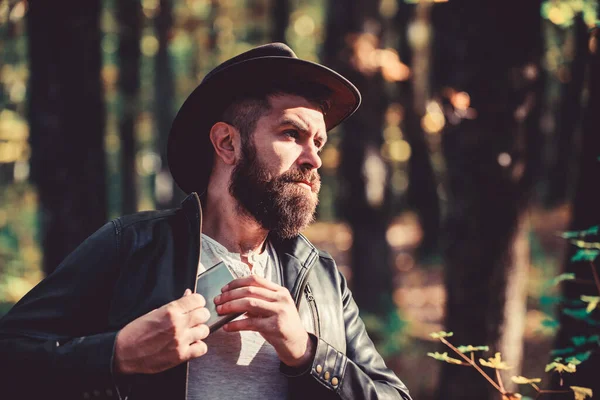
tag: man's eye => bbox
[283,130,299,139]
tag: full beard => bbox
[229,140,321,240]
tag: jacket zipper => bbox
[292,248,318,306]
[291,248,320,338]
[304,284,321,337]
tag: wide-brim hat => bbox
[167,42,361,195]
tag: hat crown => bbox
[203,42,297,83]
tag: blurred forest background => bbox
[1,0,599,399]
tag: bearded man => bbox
[0,43,412,400]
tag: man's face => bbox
[229,94,327,239]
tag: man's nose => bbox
[299,143,322,170]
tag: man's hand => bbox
[114,289,210,375]
[214,275,315,368]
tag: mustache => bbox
[279,169,320,185]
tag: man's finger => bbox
[187,307,211,327]
[222,275,281,292]
[215,285,279,305]
[172,292,206,312]
[217,297,277,316]
[187,341,208,360]
[223,316,269,333]
[186,324,210,344]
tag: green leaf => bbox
[540,295,562,306]
[551,347,576,356]
[566,351,592,365]
[550,273,576,286]
[541,318,560,329]
[564,308,592,319]
[563,308,600,326]
[560,226,599,238]
[571,336,587,347]
[456,345,489,353]
[570,335,600,347]
[570,249,600,262]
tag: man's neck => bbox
[202,189,269,268]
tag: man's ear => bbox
[209,122,238,165]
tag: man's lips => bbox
[295,180,312,189]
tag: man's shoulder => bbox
[114,208,181,231]
[285,234,337,266]
[109,208,194,258]
[295,234,333,258]
[293,234,347,291]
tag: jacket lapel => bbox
[270,234,319,306]
[180,192,203,293]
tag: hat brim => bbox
[168,56,361,195]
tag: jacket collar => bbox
[180,192,319,300]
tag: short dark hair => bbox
[220,81,333,144]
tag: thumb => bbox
[183,288,192,297]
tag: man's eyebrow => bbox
[278,118,328,145]
[278,118,309,132]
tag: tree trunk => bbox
[396,0,440,256]
[117,0,142,215]
[155,0,183,209]
[433,1,541,399]
[323,0,395,318]
[551,24,600,395]
[271,0,289,43]
[544,15,588,207]
[27,1,107,275]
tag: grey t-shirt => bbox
[186,234,288,400]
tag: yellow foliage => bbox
[570,239,600,249]
[580,295,600,313]
[571,386,593,400]
[479,352,511,370]
[456,345,489,353]
[545,360,577,373]
[429,331,453,339]
[511,376,542,385]
[427,352,463,365]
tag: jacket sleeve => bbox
[0,221,128,400]
[282,268,413,400]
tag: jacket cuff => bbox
[280,333,318,377]
[110,330,133,400]
[282,335,347,392]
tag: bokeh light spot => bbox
[294,15,315,37]
[498,152,512,167]
[141,35,159,56]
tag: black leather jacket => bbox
[0,193,412,400]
